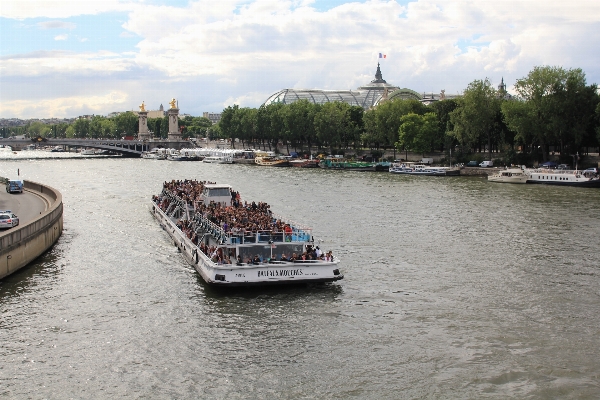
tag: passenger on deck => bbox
[252,255,261,264]
[326,251,333,262]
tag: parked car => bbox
[6,179,23,193]
[466,161,479,167]
[479,161,494,167]
[0,211,19,229]
[557,164,570,170]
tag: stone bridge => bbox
[0,138,196,157]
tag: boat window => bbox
[205,188,231,197]
[237,243,304,263]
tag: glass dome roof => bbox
[263,64,399,110]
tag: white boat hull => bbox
[525,169,600,187]
[203,156,233,164]
[151,203,343,286]
[488,169,528,184]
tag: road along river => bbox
[1,155,599,398]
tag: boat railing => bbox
[162,191,313,245]
[531,168,577,175]
[270,212,312,234]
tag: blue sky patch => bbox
[0,13,139,56]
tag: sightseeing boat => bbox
[203,155,233,163]
[142,148,167,159]
[166,150,200,161]
[151,181,343,287]
[525,168,600,187]
[487,168,529,184]
[232,149,259,165]
[389,162,460,176]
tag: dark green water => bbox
[1,156,599,398]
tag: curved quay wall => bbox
[0,181,63,279]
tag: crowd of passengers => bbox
[153,180,335,264]
[155,179,296,235]
[237,245,335,265]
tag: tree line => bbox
[6,113,213,141]
[219,66,600,164]
[5,65,599,164]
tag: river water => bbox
[1,154,599,398]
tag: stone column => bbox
[168,108,181,141]
[138,111,150,140]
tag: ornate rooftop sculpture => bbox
[372,63,387,84]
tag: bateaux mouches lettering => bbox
[258,269,304,278]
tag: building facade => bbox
[203,112,222,124]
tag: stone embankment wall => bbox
[459,167,500,176]
[0,181,63,279]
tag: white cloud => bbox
[1,51,135,77]
[38,21,76,29]
[0,0,136,19]
[2,0,600,118]
[223,91,272,108]
[54,34,68,41]
[0,91,129,119]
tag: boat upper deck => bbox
[154,179,313,247]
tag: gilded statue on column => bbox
[139,101,146,112]
[169,98,177,109]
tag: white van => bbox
[479,161,494,168]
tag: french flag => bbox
[379,53,386,59]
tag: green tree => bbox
[283,100,318,152]
[73,118,91,138]
[27,121,51,137]
[361,109,381,149]
[449,78,500,159]
[502,66,598,161]
[429,99,458,154]
[397,112,438,155]
[256,103,284,151]
[314,102,352,153]
[596,102,600,145]
[65,125,76,138]
[238,108,257,149]
[113,112,138,137]
[147,117,163,138]
[89,115,110,138]
[220,105,240,145]
[345,106,364,150]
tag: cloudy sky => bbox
[1,0,599,119]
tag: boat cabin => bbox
[201,184,232,206]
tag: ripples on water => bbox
[1,156,599,398]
